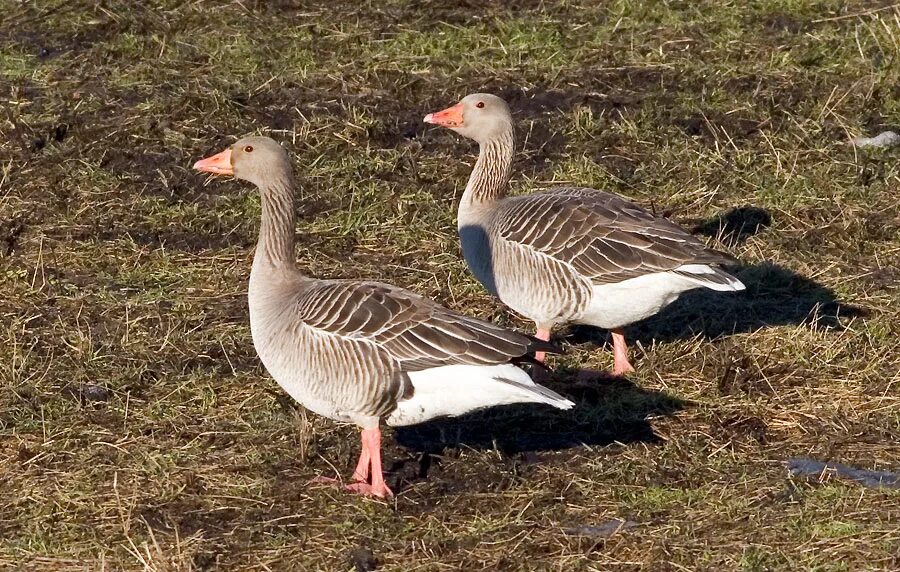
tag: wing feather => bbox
[293,280,558,374]
[495,187,737,283]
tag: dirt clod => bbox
[347,547,378,572]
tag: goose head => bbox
[193,136,291,189]
[424,93,513,144]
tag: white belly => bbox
[386,363,573,427]
[579,271,699,329]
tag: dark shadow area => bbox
[690,205,772,245]
[676,112,767,144]
[568,262,869,349]
[493,74,671,118]
[394,376,688,456]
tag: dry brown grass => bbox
[1,1,899,570]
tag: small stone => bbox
[562,518,639,538]
[849,131,900,149]
[347,547,377,572]
[787,458,900,489]
[81,384,110,402]
[63,383,111,403]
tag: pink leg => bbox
[351,439,371,483]
[346,427,393,498]
[533,326,551,363]
[611,328,635,376]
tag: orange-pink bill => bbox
[193,148,233,175]
[423,102,464,128]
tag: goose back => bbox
[493,187,736,284]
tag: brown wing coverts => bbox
[496,187,735,284]
[294,280,545,372]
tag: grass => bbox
[2,0,899,570]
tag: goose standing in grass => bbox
[193,136,573,498]
[424,94,745,375]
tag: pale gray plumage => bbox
[253,276,562,425]
[194,135,572,496]
[426,94,745,373]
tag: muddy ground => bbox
[1,1,899,570]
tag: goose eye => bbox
[245,145,254,153]
[476,102,485,109]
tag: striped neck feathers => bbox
[256,174,298,270]
[462,130,514,206]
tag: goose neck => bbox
[255,176,297,270]
[461,131,514,208]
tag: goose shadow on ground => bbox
[394,376,687,456]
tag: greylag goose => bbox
[424,94,745,375]
[193,136,573,498]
